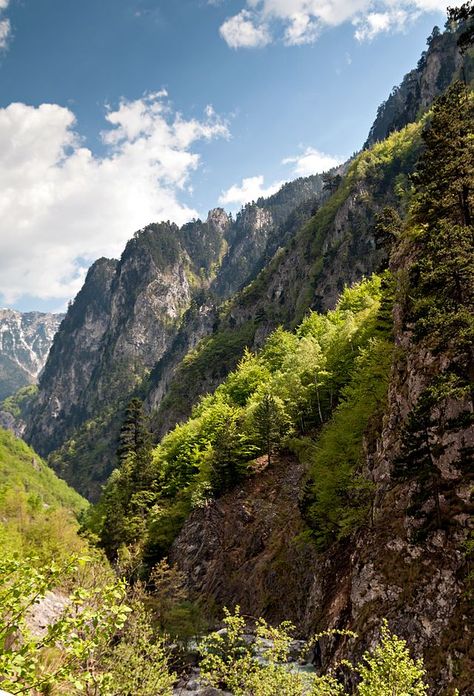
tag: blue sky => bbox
[0,0,451,311]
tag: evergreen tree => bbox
[118,398,152,474]
[393,390,444,534]
[210,413,247,495]
[408,83,474,365]
[253,392,289,465]
[322,172,342,193]
[99,398,154,558]
[412,82,474,228]
[448,1,474,56]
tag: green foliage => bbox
[0,555,174,695]
[404,84,474,360]
[95,399,155,558]
[91,275,388,565]
[304,338,393,548]
[248,390,292,465]
[0,384,37,419]
[89,275,390,566]
[0,429,88,564]
[356,620,427,695]
[199,608,428,696]
[198,607,341,696]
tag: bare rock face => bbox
[0,309,63,401]
[24,179,325,497]
[365,28,462,148]
[170,252,473,694]
[171,457,318,627]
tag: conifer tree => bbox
[412,82,473,228]
[393,390,444,534]
[409,83,474,365]
[253,392,289,465]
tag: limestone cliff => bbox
[0,309,63,401]
[26,178,324,497]
[365,27,464,148]
[170,258,473,694]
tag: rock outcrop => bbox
[25,178,325,497]
[0,309,63,401]
[365,27,463,148]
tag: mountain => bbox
[25,177,326,498]
[24,20,466,502]
[0,309,63,401]
[8,11,474,694]
[90,75,473,693]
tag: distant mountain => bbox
[24,19,469,502]
[0,309,64,401]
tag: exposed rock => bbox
[365,28,462,148]
[0,309,63,401]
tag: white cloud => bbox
[219,9,271,48]
[0,0,10,50]
[354,9,410,41]
[219,175,284,206]
[0,93,229,305]
[283,147,343,176]
[218,1,452,48]
[0,18,10,49]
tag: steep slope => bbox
[0,309,63,400]
[26,178,324,497]
[0,427,88,562]
[0,428,86,514]
[24,20,471,502]
[90,79,474,694]
[149,122,422,437]
[364,24,464,147]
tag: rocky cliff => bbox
[169,244,473,694]
[26,177,325,497]
[0,309,63,401]
[365,25,463,147]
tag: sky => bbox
[0,0,454,312]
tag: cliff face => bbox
[26,178,325,497]
[169,264,473,694]
[365,28,462,148]
[148,126,421,440]
[24,23,469,506]
[0,309,63,401]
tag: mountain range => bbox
[0,15,473,694]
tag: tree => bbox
[117,397,153,487]
[98,399,155,558]
[252,392,290,465]
[412,82,474,228]
[209,410,255,495]
[374,206,402,250]
[408,83,474,365]
[447,2,474,56]
[322,172,342,194]
[393,389,445,534]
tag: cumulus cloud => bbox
[219,9,271,48]
[218,1,452,48]
[283,147,343,176]
[0,93,229,305]
[219,175,284,206]
[0,0,10,50]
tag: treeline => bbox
[88,273,392,564]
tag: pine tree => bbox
[408,83,474,365]
[98,399,154,558]
[253,392,289,465]
[393,390,444,534]
[117,397,153,488]
[412,82,474,228]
